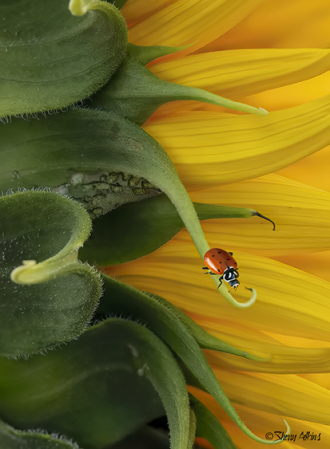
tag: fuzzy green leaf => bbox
[0,418,81,449]
[80,194,272,265]
[0,0,127,117]
[90,57,268,125]
[0,319,174,448]
[0,190,101,357]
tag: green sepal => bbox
[127,43,185,65]
[0,190,101,357]
[0,0,127,117]
[97,277,278,444]
[189,395,237,449]
[80,194,274,265]
[0,319,173,448]
[90,57,268,125]
[0,418,81,449]
[96,276,263,362]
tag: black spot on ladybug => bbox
[218,269,221,272]
[212,254,215,257]
[218,251,221,254]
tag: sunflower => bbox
[107,0,330,447]
[1,0,330,449]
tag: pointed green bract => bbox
[128,43,185,65]
[0,418,80,449]
[0,0,127,117]
[97,276,262,362]
[90,57,268,125]
[80,194,272,265]
[0,319,190,449]
[184,371,290,445]
[189,395,237,449]
[0,190,101,357]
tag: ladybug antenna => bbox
[254,211,276,231]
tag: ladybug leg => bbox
[202,267,209,270]
[217,276,223,289]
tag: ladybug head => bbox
[223,267,240,289]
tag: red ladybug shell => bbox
[203,248,238,275]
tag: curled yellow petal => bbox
[151,48,330,101]
[144,95,330,188]
[128,0,264,54]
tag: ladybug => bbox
[202,248,240,289]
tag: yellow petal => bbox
[107,241,330,342]
[144,95,330,189]
[277,145,330,192]
[300,373,330,390]
[151,48,330,100]
[275,252,330,283]
[237,71,330,114]
[212,370,330,425]
[127,0,264,53]
[122,0,175,25]
[202,0,330,51]
[184,315,330,374]
[177,174,330,255]
[194,391,330,449]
